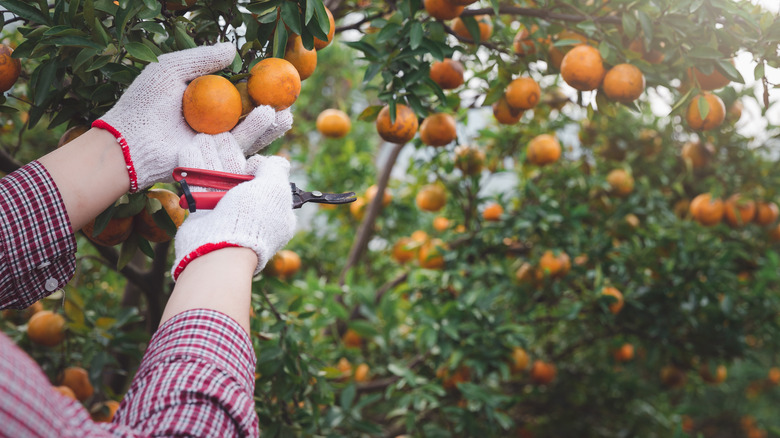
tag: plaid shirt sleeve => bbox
[0,309,258,437]
[0,161,77,309]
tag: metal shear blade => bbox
[291,183,357,209]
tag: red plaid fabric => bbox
[0,163,259,436]
[0,161,76,309]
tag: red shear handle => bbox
[179,192,226,210]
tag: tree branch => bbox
[460,6,621,24]
[89,240,150,290]
[339,142,405,286]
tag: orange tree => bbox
[2,0,780,436]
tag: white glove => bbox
[171,134,296,280]
[93,43,293,192]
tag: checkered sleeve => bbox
[114,309,260,437]
[0,161,77,309]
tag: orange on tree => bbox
[415,184,447,212]
[410,229,429,243]
[234,82,254,117]
[91,400,120,423]
[548,30,588,70]
[482,202,503,221]
[27,310,66,347]
[59,366,94,402]
[419,113,457,147]
[724,194,756,227]
[391,237,417,263]
[728,99,743,123]
[627,38,665,64]
[429,58,464,90]
[0,43,21,93]
[613,343,635,362]
[754,201,779,226]
[689,193,724,226]
[606,169,634,196]
[82,215,133,247]
[515,262,539,285]
[538,249,570,278]
[433,216,450,232]
[602,64,645,103]
[505,77,541,110]
[492,96,524,125]
[343,328,363,348]
[284,35,317,81]
[316,109,351,138]
[336,357,352,379]
[313,7,336,50]
[686,92,725,131]
[602,287,624,314]
[698,363,727,384]
[454,144,485,176]
[375,104,419,144]
[58,125,90,148]
[437,364,471,390]
[247,57,301,111]
[526,134,561,166]
[530,360,556,384]
[560,44,605,91]
[354,363,370,382]
[418,238,446,269]
[660,365,687,388]
[349,196,367,220]
[513,24,539,56]
[510,347,530,374]
[688,61,732,91]
[423,0,464,20]
[266,249,302,279]
[182,75,242,135]
[134,188,186,243]
[365,184,392,207]
[681,141,711,169]
[452,15,492,41]
[53,385,77,400]
[768,367,780,385]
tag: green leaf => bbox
[117,233,139,270]
[50,36,103,49]
[410,22,423,50]
[0,0,51,25]
[92,204,117,237]
[281,2,302,36]
[125,42,158,63]
[669,86,694,115]
[621,11,637,40]
[311,0,329,37]
[137,236,155,258]
[343,41,380,60]
[697,95,710,120]
[688,47,725,59]
[33,61,57,107]
[174,22,197,49]
[272,21,288,58]
[151,205,178,239]
[715,59,743,83]
[340,383,356,409]
[358,105,382,122]
[754,61,765,81]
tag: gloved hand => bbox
[92,43,293,192]
[171,133,296,280]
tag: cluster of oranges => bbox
[686,193,780,232]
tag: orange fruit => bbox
[430,58,464,90]
[768,367,780,385]
[165,0,195,10]
[365,184,392,207]
[492,95,524,125]
[505,77,541,110]
[349,196,366,220]
[58,125,90,148]
[482,203,503,221]
[699,363,727,384]
[424,0,464,20]
[513,24,539,55]
[688,61,732,91]
[690,193,725,226]
[560,45,605,91]
[728,99,743,122]
[606,169,634,196]
[59,367,94,402]
[27,310,66,347]
[316,109,351,138]
[548,31,588,70]
[53,385,77,400]
[602,64,645,103]
[284,35,317,81]
[411,230,429,243]
[376,104,419,144]
[660,365,687,388]
[247,58,301,110]
[134,188,186,243]
[515,262,538,285]
[354,363,370,382]
[419,113,457,147]
[686,93,725,131]
[418,238,446,269]
[538,250,570,278]
[313,7,336,50]
[182,75,242,134]
[336,357,352,379]
[0,43,21,93]
[510,347,530,373]
[392,237,417,264]
[343,328,363,348]
[754,202,779,226]
[627,38,665,64]
[234,82,254,117]
[266,249,302,279]
[454,144,485,176]
[530,360,556,384]
[613,343,634,362]
[681,141,711,169]
[437,365,470,389]
[433,216,451,232]
[83,216,133,247]
[452,15,492,41]
[602,286,624,314]
[527,134,561,166]
[415,184,447,212]
[724,194,756,227]
[91,400,120,423]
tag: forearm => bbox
[37,128,130,232]
[161,247,258,333]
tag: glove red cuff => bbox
[172,242,241,280]
[92,119,140,193]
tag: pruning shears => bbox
[172,167,357,213]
